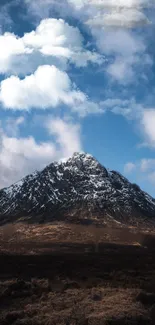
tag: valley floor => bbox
[0,222,155,324]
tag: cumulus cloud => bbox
[87,0,151,28]
[65,0,152,83]
[88,0,150,9]
[72,101,103,117]
[148,172,155,185]
[23,18,103,66]
[0,18,103,75]
[0,33,32,74]
[23,18,83,56]
[140,159,155,172]
[24,0,66,20]
[0,65,86,110]
[46,117,82,157]
[4,116,25,137]
[86,9,150,29]
[139,159,155,186]
[107,57,135,83]
[100,97,143,119]
[96,29,145,56]
[25,0,152,18]
[102,99,155,150]
[21,2,153,85]
[124,162,136,174]
[0,64,103,116]
[94,28,152,83]
[124,158,155,187]
[141,109,155,147]
[0,116,82,188]
[0,132,55,188]
[67,0,151,28]
[100,100,155,150]
[68,0,87,9]
[0,2,14,33]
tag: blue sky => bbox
[0,0,155,197]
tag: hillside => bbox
[0,152,155,225]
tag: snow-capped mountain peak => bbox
[0,152,155,225]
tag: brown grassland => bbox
[0,222,155,324]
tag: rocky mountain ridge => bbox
[0,152,155,225]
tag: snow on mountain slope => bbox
[0,152,155,224]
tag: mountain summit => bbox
[0,152,155,225]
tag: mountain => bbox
[0,152,155,225]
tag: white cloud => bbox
[86,9,150,28]
[22,1,152,84]
[0,33,32,74]
[107,56,135,83]
[89,0,151,27]
[100,97,143,119]
[124,158,155,186]
[0,18,103,75]
[68,0,151,28]
[106,53,152,83]
[72,101,103,117]
[104,9,150,28]
[68,0,87,9]
[65,0,152,84]
[124,162,136,174]
[23,18,83,56]
[0,132,56,188]
[5,116,25,137]
[0,2,14,33]
[23,18,103,67]
[24,0,66,20]
[141,109,155,147]
[93,28,152,83]
[24,0,55,18]
[67,0,151,10]
[0,64,103,117]
[0,116,82,188]
[140,159,155,172]
[7,3,152,86]
[86,0,151,28]
[148,172,155,185]
[47,117,82,157]
[88,0,150,9]
[100,100,155,149]
[0,65,86,110]
[96,29,145,56]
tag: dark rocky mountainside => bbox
[0,152,155,225]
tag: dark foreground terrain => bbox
[1,223,155,324]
